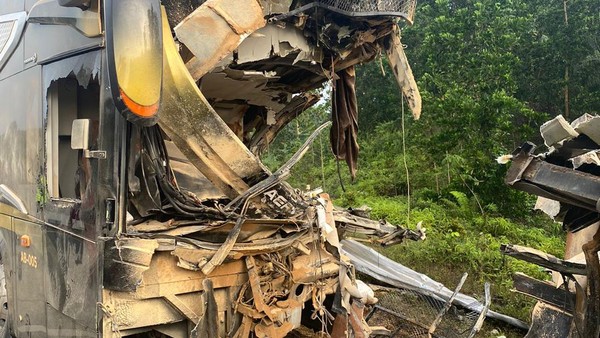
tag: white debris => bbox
[496,154,513,164]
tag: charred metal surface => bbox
[504,114,600,337]
[507,147,600,215]
[103,238,158,292]
[525,303,572,338]
[512,273,575,314]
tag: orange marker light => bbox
[119,87,160,118]
[20,235,31,248]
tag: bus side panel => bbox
[0,214,17,337]
[0,0,24,16]
[13,218,46,337]
[44,227,98,335]
[0,67,44,217]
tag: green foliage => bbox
[351,194,564,322]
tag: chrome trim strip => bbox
[0,184,28,215]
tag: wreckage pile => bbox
[503,114,600,337]
[507,114,600,232]
[102,0,432,337]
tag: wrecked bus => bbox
[0,0,421,337]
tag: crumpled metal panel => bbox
[175,0,266,80]
[341,239,529,330]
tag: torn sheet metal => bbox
[534,196,561,219]
[341,239,529,330]
[506,146,600,214]
[175,0,266,80]
[386,27,421,119]
[236,24,319,65]
[505,114,600,337]
[570,150,600,169]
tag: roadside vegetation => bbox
[263,0,598,333]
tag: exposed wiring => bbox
[138,126,226,220]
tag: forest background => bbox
[262,0,600,335]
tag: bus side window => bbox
[46,78,99,199]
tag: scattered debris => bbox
[341,239,528,330]
[504,114,600,337]
[105,1,430,336]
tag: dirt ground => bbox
[288,287,528,337]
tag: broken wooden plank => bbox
[512,273,575,314]
[501,244,587,275]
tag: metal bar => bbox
[501,244,587,275]
[428,272,468,337]
[371,305,432,333]
[468,283,491,338]
[268,2,413,23]
[506,149,600,212]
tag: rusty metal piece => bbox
[246,256,276,321]
[232,315,253,338]
[581,227,600,337]
[202,217,246,275]
[255,319,294,338]
[331,313,349,337]
[348,301,371,338]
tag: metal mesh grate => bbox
[315,0,416,21]
[0,21,15,54]
[366,288,483,338]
